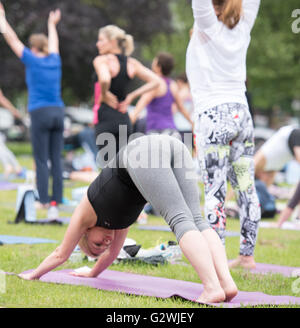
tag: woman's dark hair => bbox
[156,52,175,77]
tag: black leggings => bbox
[95,103,132,167]
[30,107,64,204]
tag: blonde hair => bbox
[99,25,134,56]
[78,234,98,259]
[213,0,242,29]
[29,33,49,55]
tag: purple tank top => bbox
[146,78,176,132]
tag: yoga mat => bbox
[260,221,300,231]
[0,235,58,245]
[21,268,300,308]
[0,181,20,190]
[251,263,300,278]
[229,261,300,278]
[8,217,71,225]
[138,225,240,237]
[34,217,70,225]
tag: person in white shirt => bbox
[186,0,261,269]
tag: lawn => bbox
[0,142,299,308]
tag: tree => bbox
[0,0,173,105]
[143,0,300,117]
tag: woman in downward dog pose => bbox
[186,0,261,269]
[19,135,237,304]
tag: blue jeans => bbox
[30,107,64,204]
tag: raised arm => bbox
[242,0,261,31]
[18,195,96,280]
[0,89,22,119]
[192,0,219,31]
[0,2,24,58]
[47,9,61,54]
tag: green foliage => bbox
[247,0,300,112]
[143,0,300,113]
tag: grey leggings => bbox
[120,135,210,242]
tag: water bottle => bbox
[24,190,37,222]
[47,201,59,220]
[69,245,83,263]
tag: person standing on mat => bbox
[130,52,193,138]
[18,134,238,304]
[93,25,161,167]
[186,0,261,269]
[1,4,65,210]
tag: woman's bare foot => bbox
[196,287,226,304]
[229,255,256,269]
[220,279,238,302]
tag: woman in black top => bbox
[93,25,162,167]
[18,135,238,304]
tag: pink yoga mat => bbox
[22,269,300,308]
[0,181,20,190]
[249,263,300,278]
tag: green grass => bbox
[0,142,300,308]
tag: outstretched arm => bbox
[48,9,61,54]
[242,0,261,31]
[0,2,24,58]
[18,195,96,280]
[192,0,218,31]
[71,228,129,278]
[0,89,22,119]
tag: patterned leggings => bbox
[195,103,261,256]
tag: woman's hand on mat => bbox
[69,271,93,278]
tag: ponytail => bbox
[118,34,134,56]
[213,0,243,29]
[99,25,135,56]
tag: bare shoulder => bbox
[126,57,140,78]
[93,55,109,66]
[170,79,179,93]
[127,56,139,66]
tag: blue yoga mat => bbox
[0,235,58,245]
